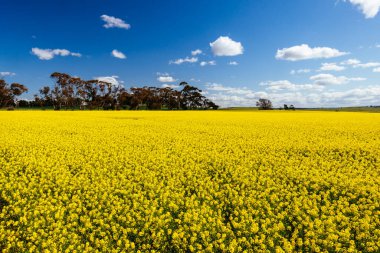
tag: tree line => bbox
[0,72,219,110]
[256,99,296,110]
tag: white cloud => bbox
[350,77,366,81]
[290,87,380,107]
[206,82,380,108]
[353,62,380,68]
[319,63,345,72]
[340,59,380,69]
[290,69,311,75]
[346,0,380,18]
[101,15,131,29]
[229,61,238,66]
[94,76,123,86]
[260,80,324,92]
[206,83,272,107]
[157,76,177,83]
[276,44,348,61]
[373,67,380,72]
[0,72,16,77]
[158,76,176,82]
[205,83,308,108]
[310,73,365,86]
[169,57,198,65]
[111,49,126,59]
[316,86,380,106]
[207,93,257,108]
[200,61,216,66]
[191,49,202,56]
[161,84,179,89]
[210,36,244,56]
[31,48,81,60]
[206,83,255,96]
[157,72,177,83]
[341,58,361,65]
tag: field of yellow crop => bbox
[0,111,379,252]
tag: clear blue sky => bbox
[1,0,380,107]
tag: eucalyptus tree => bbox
[0,79,28,108]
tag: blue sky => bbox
[1,0,380,107]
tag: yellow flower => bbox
[0,111,378,252]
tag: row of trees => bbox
[37,72,219,110]
[1,72,219,110]
[282,104,295,110]
[256,99,296,110]
[1,72,294,111]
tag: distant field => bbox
[223,106,380,112]
[0,111,379,252]
[221,107,260,111]
[297,107,380,113]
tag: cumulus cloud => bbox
[205,83,313,108]
[191,49,202,56]
[200,61,216,66]
[207,94,257,108]
[111,49,126,59]
[319,63,345,72]
[206,82,380,108]
[229,61,238,66]
[260,80,324,92]
[205,84,264,108]
[340,59,380,69]
[210,36,244,56]
[101,15,131,29]
[341,58,361,65]
[0,72,16,77]
[276,44,348,61]
[94,75,123,86]
[169,57,198,65]
[345,0,380,18]
[31,48,81,60]
[206,83,256,96]
[373,67,380,72]
[290,69,311,75]
[158,76,176,82]
[161,84,179,89]
[316,86,380,106]
[310,73,365,86]
[157,73,177,83]
[353,62,380,68]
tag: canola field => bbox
[0,111,379,253]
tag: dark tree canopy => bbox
[256,98,273,110]
[0,79,28,108]
[282,104,295,110]
[28,72,219,110]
